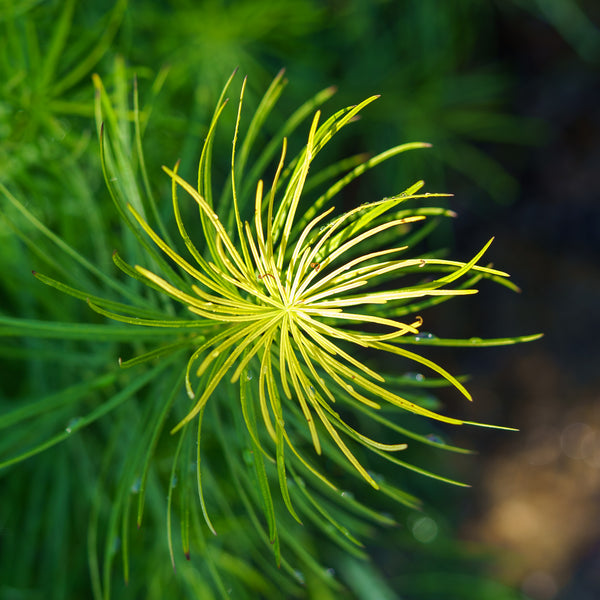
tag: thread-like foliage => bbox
[0,70,541,598]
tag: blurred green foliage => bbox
[1,0,596,598]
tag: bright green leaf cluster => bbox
[1,68,541,595]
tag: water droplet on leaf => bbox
[405,372,425,382]
[131,477,142,494]
[414,332,436,342]
[426,433,445,445]
[65,417,82,434]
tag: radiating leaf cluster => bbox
[0,65,541,600]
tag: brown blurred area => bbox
[463,349,600,600]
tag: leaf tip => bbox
[92,75,102,98]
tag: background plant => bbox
[2,1,597,599]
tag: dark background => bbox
[441,6,600,600]
[456,7,600,600]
